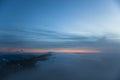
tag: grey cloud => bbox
[0,26,120,53]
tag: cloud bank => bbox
[0,27,120,53]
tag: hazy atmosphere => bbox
[0,0,120,53]
[1,0,120,80]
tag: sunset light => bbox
[0,48,100,53]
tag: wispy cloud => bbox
[0,0,120,53]
[0,27,120,53]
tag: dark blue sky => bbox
[0,0,120,53]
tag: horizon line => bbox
[0,48,101,53]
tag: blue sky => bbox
[0,0,120,53]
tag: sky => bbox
[0,0,120,53]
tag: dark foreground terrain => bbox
[0,52,51,80]
[1,52,120,80]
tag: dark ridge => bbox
[0,52,52,79]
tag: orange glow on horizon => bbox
[0,48,101,53]
[24,49,100,53]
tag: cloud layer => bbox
[0,0,120,53]
[0,27,120,53]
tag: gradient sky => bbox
[0,0,120,53]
